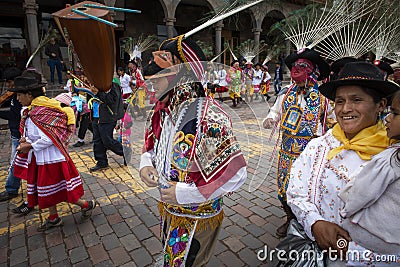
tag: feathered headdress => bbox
[236,39,266,64]
[125,35,158,61]
[373,2,400,62]
[281,0,377,51]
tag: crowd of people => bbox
[1,33,400,267]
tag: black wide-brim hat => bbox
[374,60,394,76]
[9,72,46,92]
[285,48,330,81]
[331,57,359,74]
[319,61,400,101]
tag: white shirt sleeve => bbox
[264,72,271,82]
[265,94,284,122]
[286,140,327,240]
[139,151,154,170]
[175,166,247,204]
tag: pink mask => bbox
[290,59,314,83]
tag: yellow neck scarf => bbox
[327,121,389,160]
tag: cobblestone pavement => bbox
[0,97,285,267]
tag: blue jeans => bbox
[47,58,63,84]
[273,78,282,94]
[5,137,21,194]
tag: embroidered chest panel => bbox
[281,85,324,137]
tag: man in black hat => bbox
[263,48,331,237]
[140,35,247,267]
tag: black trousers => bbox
[92,118,124,166]
[77,113,92,140]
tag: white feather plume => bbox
[184,0,264,38]
[282,0,377,51]
[374,8,400,60]
[237,40,266,63]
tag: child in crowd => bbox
[260,64,271,101]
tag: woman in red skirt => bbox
[11,70,98,232]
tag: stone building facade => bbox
[0,0,304,83]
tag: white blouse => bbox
[25,117,66,165]
[287,131,399,266]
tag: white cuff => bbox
[139,151,154,170]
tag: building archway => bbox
[260,9,286,64]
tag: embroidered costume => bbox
[141,35,246,267]
[141,87,247,267]
[267,82,328,203]
[227,66,242,99]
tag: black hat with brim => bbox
[331,57,359,74]
[374,60,394,76]
[9,75,46,92]
[319,61,400,101]
[285,48,330,81]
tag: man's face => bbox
[128,63,137,71]
[117,70,124,76]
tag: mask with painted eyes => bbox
[291,59,314,83]
[152,50,175,69]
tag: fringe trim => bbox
[158,202,224,232]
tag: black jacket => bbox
[95,82,124,124]
[0,94,21,139]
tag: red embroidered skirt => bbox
[14,153,84,209]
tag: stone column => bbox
[214,21,223,63]
[252,28,262,63]
[23,0,41,72]
[164,17,176,39]
[285,39,291,73]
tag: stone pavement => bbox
[0,96,285,267]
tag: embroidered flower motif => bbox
[163,254,170,267]
[168,228,189,255]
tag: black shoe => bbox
[89,164,109,172]
[73,141,84,147]
[81,200,99,221]
[37,217,63,232]
[0,191,18,202]
[12,202,34,215]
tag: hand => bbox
[67,124,75,133]
[312,220,351,254]
[16,142,32,154]
[139,166,159,187]
[90,85,99,95]
[263,118,275,129]
[19,137,26,143]
[160,182,178,204]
